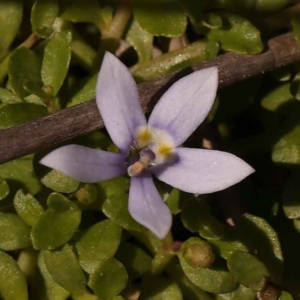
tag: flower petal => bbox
[153,147,254,194]
[129,174,172,239]
[40,144,126,183]
[96,52,146,153]
[148,67,218,146]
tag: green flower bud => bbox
[181,237,215,268]
[75,183,97,207]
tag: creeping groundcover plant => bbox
[40,52,254,238]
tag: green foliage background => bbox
[0,0,299,299]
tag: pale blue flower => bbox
[40,52,254,239]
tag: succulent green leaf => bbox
[0,103,48,129]
[132,0,187,37]
[261,83,297,116]
[41,170,79,193]
[210,214,283,284]
[181,196,224,240]
[68,73,97,107]
[166,259,213,300]
[0,0,23,60]
[43,244,86,295]
[31,0,59,38]
[88,257,128,299]
[76,219,122,274]
[125,20,153,62]
[290,79,300,101]
[0,88,23,104]
[0,158,42,195]
[280,291,294,300]
[253,0,291,13]
[131,39,219,82]
[0,178,9,201]
[0,213,31,251]
[41,30,72,96]
[8,48,43,97]
[272,114,300,166]
[166,188,182,215]
[217,284,256,300]
[179,252,237,294]
[31,193,81,250]
[60,0,104,27]
[102,192,144,231]
[178,0,206,26]
[141,277,183,300]
[202,13,223,29]
[115,242,152,280]
[98,176,130,199]
[227,251,269,291]
[292,13,300,49]
[283,172,300,219]
[13,189,44,226]
[36,252,70,300]
[0,250,28,300]
[204,12,263,54]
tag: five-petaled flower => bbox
[40,52,254,239]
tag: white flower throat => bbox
[127,126,175,177]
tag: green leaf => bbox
[115,242,152,280]
[202,13,223,29]
[41,30,72,96]
[88,257,128,299]
[60,0,104,27]
[13,189,44,226]
[0,213,31,251]
[102,193,144,231]
[141,277,183,300]
[292,13,300,48]
[125,19,153,62]
[210,214,283,284]
[8,48,43,97]
[283,172,300,219]
[31,193,81,250]
[68,73,97,107]
[204,12,263,54]
[0,158,42,195]
[0,0,23,60]
[0,178,9,201]
[280,291,294,300]
[36,252,70,300]
[227,251,269,291]
[0,87,23,104]
[43,244,86,295]
[132,0,187,37]
[166,188,181,215]
[0,250,28,300]
[131,39,219,82]
[272,114,300,166]
[31,0,59,38]
[179,252,237,294]
[181,196,224,240]
[260,83,297,116]
[179,0,206,26]
[98,176,130,199]
[0,103,47,129]
[217,284,256,300]
[76,219,122,274]
[290,79,300,101]
[41,170,79,193]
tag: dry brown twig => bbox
[0,32,299,164]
